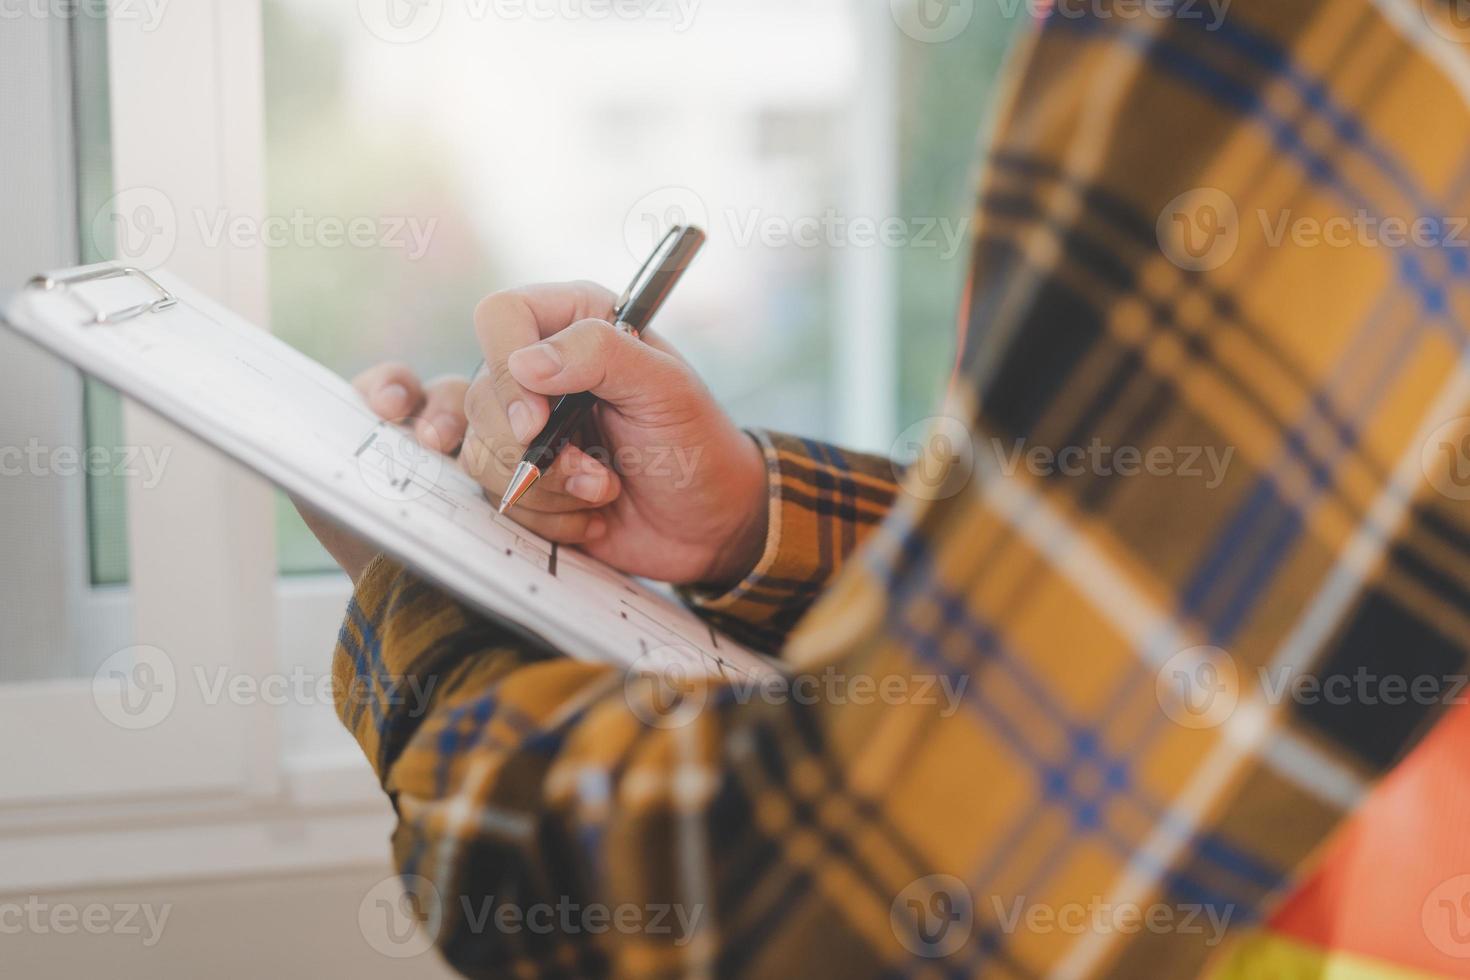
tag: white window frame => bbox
[0,8,274,809]
[0,1,391,896]
[835,0,900,452]
[0,10,98,681]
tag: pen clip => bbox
[612,225,707,334]
[613,225,686,322]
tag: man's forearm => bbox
[334,555,568,784]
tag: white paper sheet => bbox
[3,265,773,679]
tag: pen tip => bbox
[498,462,540,515]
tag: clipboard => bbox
[3,264,774,681]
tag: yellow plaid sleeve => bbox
[681,429,899,653]
[332,554,566,784]
[333,554,929,978]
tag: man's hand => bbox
[461,281,768,587]
[294,367,470,584]
[300,281,770,589]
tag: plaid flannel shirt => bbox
[335,1,1470,975]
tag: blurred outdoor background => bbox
[81,0,1024,578]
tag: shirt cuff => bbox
[681,429,897,652]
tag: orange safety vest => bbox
[1217,704,1470,978]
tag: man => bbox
[303,1,1470,975]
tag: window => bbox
[0,7,284,825]
[894,4,1025,425]
[0,8,127,685]
[0,6,389,891]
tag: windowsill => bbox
[0,573,389,894]
[0,751,390,894]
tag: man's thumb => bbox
[506,317,681,407]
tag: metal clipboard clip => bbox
[27,266,177,325]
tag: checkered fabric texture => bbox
[334,1,1470,975]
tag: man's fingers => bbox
[475,292,546,443]
[500,505,609,546]
[506,318,689,409]
[545,444,622,507]
[351,364,472,454]
[460,429,621,514]
[414,376,470,454]
[474,282,617,443]
[353,362,425,420]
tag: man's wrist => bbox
[702,430,770,589]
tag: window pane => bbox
[895,8,1025,428]
[1,10,129,682]
[262,0,861,574]
[73,11,132,587]
[84,383,130,585]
